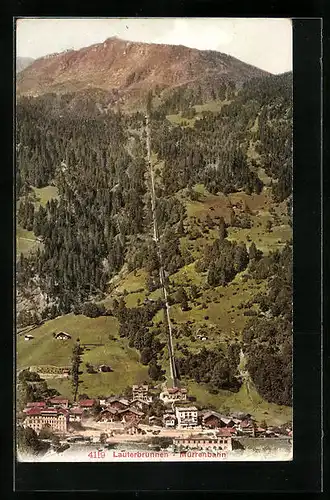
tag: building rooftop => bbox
[130,398,150,406]
[99,408,118,415]
[240,419,253,427]
[49,397,69,403]
[174,433,231,441]
[201,410,224,420]
[78,399,96,407]
[119,408,144,416]
[70,407,85,415]
[26,402,46,408]
[25,407,42,416]
[106,397,129,405]
[166,387,187,394]
[163,413,176,419]
[231,412,252,420]
[55,331,71,338]
[25,407,68,417]
[216,428,235,436]
[176,406,198,412]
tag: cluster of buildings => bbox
[21,384,292,443]
[22,397,96,433]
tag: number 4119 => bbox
[88,450,105,459]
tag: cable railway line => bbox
[145,113,178,388]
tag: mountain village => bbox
[20,382,292,453]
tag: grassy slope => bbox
[186,381,292,426]
[16,226,40,256]
[32,185,59,207]
[169,271,267,338]
[166,100,229,128]
[17,314,148,399]
[166,114,197,128]
[102,269,148,309]
[183,186,291,256]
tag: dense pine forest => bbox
[16,71,293,409]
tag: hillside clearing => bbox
[17,314,148,398]
[16,225,41,256]
[32,185,59,207]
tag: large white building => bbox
[23,407,69,433]
[175,406,198,429]
[173,434,232,452]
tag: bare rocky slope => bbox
[16,37,269,104]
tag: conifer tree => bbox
[249,242,257,261]
[218,216,227,241]
[71,341,82,402]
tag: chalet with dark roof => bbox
[104,397,130,411]
[129,398,151,412]
[118,407,144,424]
[237,419,255,436]
[97,408,120,422]
[201,411,225,428]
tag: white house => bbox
[175,406,198,429]
[160,387,187,404]
[163,413,176,428]
[69,407,84,423]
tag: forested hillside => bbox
[16,69,292,415]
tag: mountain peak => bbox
[16,39,270,102]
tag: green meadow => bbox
[17,314,148,399]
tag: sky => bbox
[16,18,292,75]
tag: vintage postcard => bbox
[15,17,293,463]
